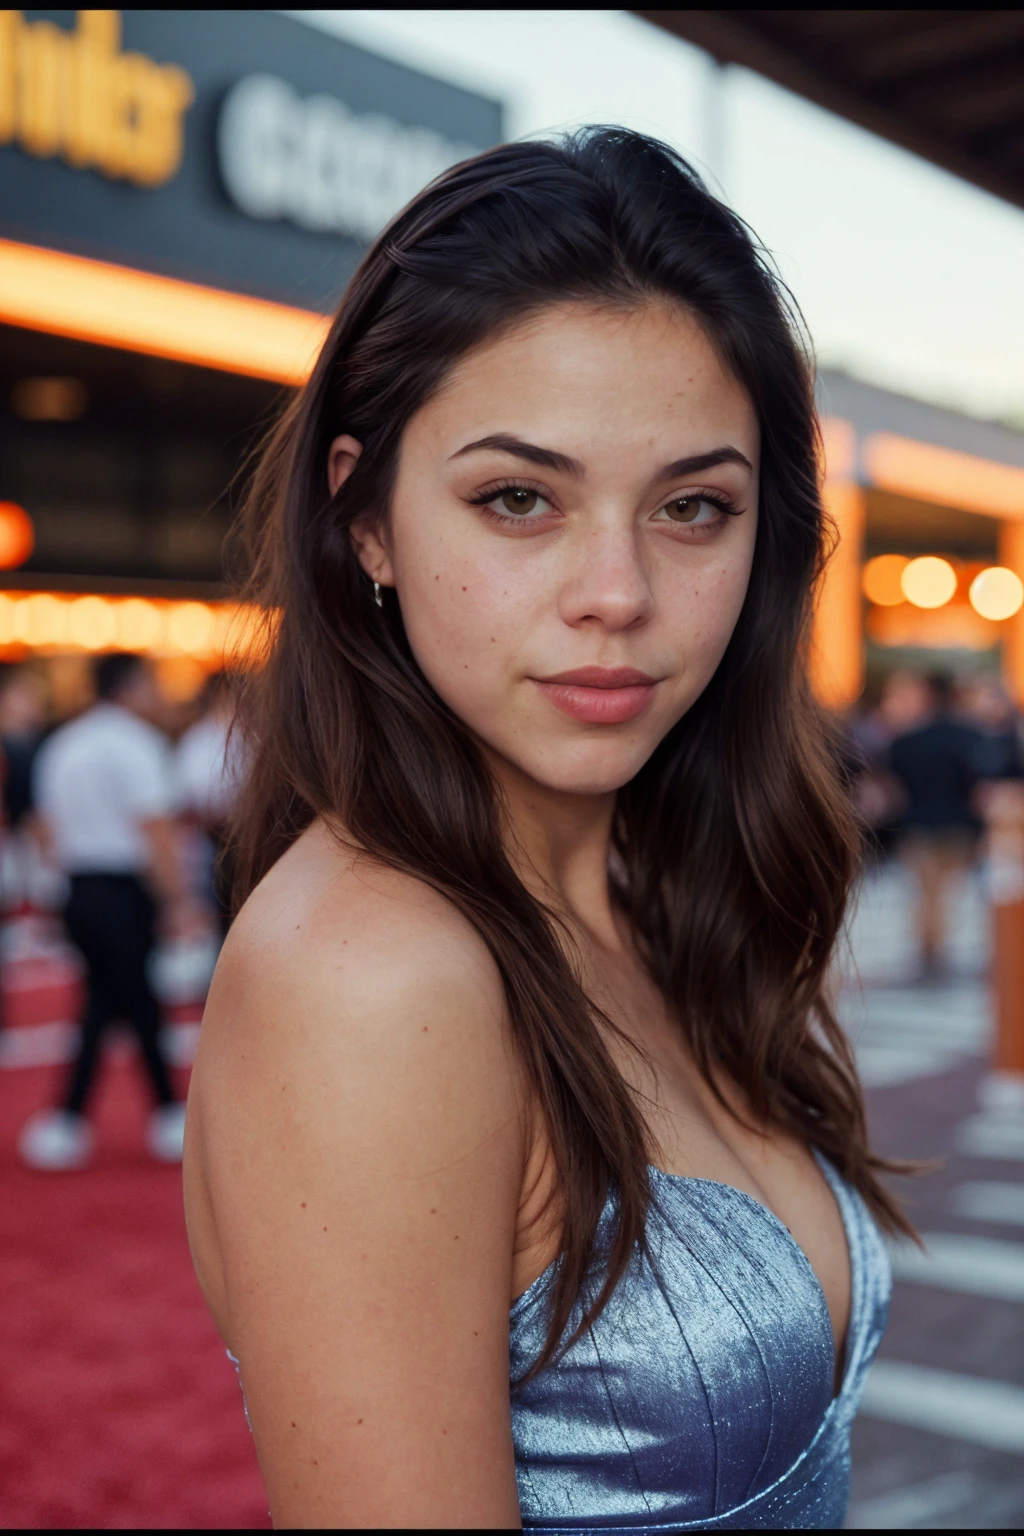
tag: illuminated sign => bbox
[0,11,501,310]
[218,73,477,242]
[0,9,193,187]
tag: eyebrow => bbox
[449,433,753,480]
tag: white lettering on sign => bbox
[217,74,479,242]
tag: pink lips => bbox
[532,666,660,725]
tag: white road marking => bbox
[1,963,80,993]
[847,1469,978,1530]
[838,973,990,1090]
[859,1359,1024,1454]
[0,1020,200,1069]
[951,1180,1024,1226]
[854,1044,962,1089]
[956,1114,1024,1160]
[889,1232,1024,1302]
[0,1020,74,1067]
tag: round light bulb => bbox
[862,554,908,607]
[0,503,35,570]
[900,556,957,609]
[117,598,164,651]
[969,566,1024,622]
[68,596,116,651]
[167,601,215,656]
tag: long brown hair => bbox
[230,127,910,1375]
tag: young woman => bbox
[184,128,907,1530]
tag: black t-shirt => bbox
[887,718,982,830]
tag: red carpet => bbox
[0,982,270,1528]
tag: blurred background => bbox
[1,9,1023,1528]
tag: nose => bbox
[557,520,654,633]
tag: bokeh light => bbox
[862,554,909,606]
[167,601,215,655]
[117,598,164,651]
[900,555,958,609]
[13,592,70,647]
[0,502,35,569]
[0,591,262,666]
[969,565,1024,621]
[67,595,117,650]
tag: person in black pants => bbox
[887,671,983,980]
[62,873,175,1117]
[19,653,203,1170]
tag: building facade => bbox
[0,9,501,708]
[2,11,1024,714]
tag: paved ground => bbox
[839,860,1024,1530]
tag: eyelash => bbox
[466,479,741,531]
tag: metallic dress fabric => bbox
[509,1153,891,1531]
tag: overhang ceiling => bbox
[635,11,1024,212]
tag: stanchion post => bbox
[983,781,1024,1111]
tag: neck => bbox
[485,748,622,952]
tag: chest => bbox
[511,1173,858,1528]
[585,956,853,1377]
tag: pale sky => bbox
[292,9,1024,429]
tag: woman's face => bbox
[343,301,759,797]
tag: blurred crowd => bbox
[2,651,1021,1174]
[843,668,1024,980]
[0,654,244,1172]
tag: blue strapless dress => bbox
[509,1152,890,1531]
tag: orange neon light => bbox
[0,238,330,384]
[866,601,999,652]
[0,590,264,664]
[863,433,1024,522]
[0,501,35,568]
[810,481,865,710]
[819,417,855,483]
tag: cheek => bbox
[665,545,754,679]
[392,524,534,706]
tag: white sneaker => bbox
[147,1102,187,1163]
[18,1109,94,1170]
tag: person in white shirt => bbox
[19,653,200,1171]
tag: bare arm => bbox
[141,816,188,905]
[186,850,526,1529]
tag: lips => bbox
[531,666,660,725]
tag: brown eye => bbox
[663,496,703,522]
[500,488,539,515]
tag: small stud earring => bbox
[373,581,383,608]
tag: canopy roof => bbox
[637,10,1024,212]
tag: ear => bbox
[327,433,363,498]
[328,434,395,590]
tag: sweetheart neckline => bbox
[511,1155,857,1402]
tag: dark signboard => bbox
[0,10,503,311]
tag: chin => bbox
[518,740,657,798]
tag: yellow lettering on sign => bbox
[0,10,194,187]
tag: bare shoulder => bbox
[221,817,506,1024]
[194,818,521,1166]
[185,821,525,1524]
